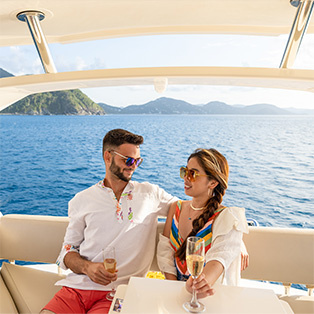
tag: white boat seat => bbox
[1,263,64,314]
[242,226,314,314]
[0,274,18,314]
[0,214,69,314]
[279,295,314,314]
[1,214,313,314]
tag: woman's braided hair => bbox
[175,148,229,261]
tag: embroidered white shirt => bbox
[56,180,176,291]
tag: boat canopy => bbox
[0,0,313,111]
[1,0,314,46]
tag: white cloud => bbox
[0,46,43,75]
[294,37,314,69]
[75,57,88,71]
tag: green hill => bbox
[0,89,105,115]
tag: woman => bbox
[157,148,249,298]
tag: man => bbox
[41,129,177,314]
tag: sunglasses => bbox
[111,151,143,167]
[180,166,208,182]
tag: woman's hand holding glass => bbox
[186,273,215,299]
[183,236,207,313]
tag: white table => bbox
[109,277,294,314]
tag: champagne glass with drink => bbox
[183,236,205,313]
[102,246,117,301]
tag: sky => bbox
[1,34,314,109]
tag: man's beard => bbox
[109,158,132,182]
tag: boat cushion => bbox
[0,214,68,264]
[242,227,314,286]
[149,219,165,272]
[279,295,314,314]
[1,262,65,314]
[0,274,18,314]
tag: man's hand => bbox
[64,252,117,286]
[85,262,118,286]
[185,274,215,299]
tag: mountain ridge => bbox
[99,97,304,115]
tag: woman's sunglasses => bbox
[180,166,208,182]
[111,151,143,167]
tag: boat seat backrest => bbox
[242,226,314,287]
[1,214,314,290]
[149,219,165,272]
[1,215,314,314]
[0,214,69,264]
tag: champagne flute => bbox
[183,236,205,313]
[102,246,117,301]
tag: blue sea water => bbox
[1,114,313,228]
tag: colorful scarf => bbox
[170,200,224,280]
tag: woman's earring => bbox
[208,188,215,197]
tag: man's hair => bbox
[102,129,144,157]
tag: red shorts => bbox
[42,286,112,314]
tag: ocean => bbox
[1,114,313,228]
